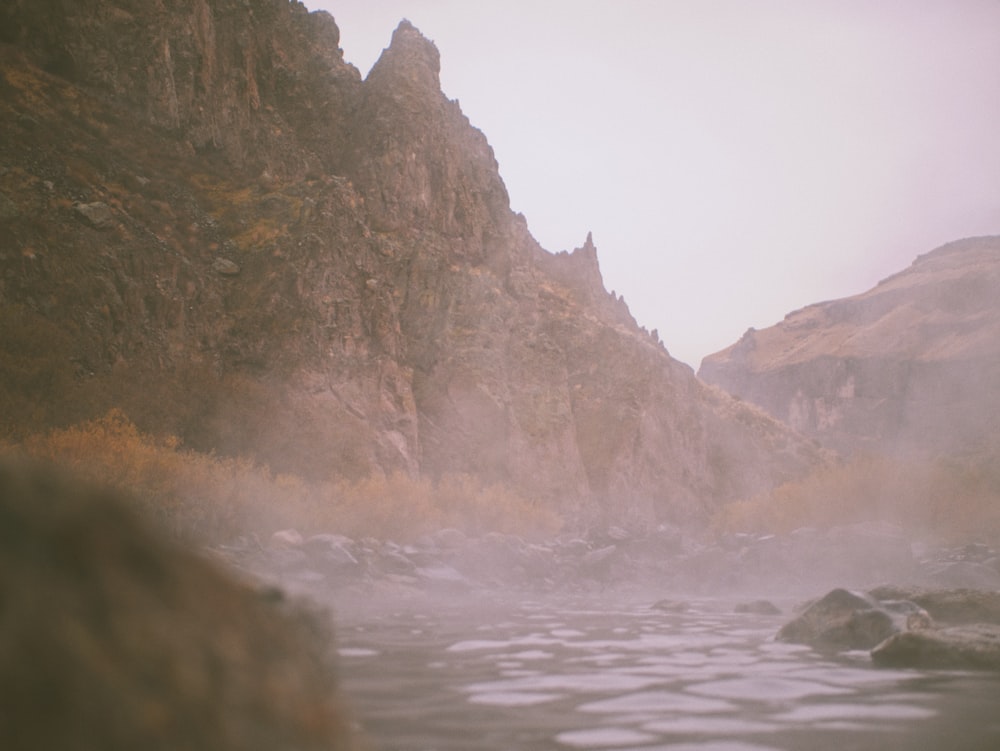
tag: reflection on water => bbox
[335,595,1000,751]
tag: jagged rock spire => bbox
[365,19,441,92]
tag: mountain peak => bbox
[366,18,441,91]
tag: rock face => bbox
[0,1,821,525]
[0,459,359,751]
[699,237,1000,457]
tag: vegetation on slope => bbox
[712,453,1000,544]
[2,410,562,545]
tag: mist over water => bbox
[331,591,1000,751]
[225,522,1000,751]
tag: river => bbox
[333,593,1000,751]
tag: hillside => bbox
[0,0,821,528]
[700,236,1000,458]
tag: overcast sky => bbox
[311,1,1000,368]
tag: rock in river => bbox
[872,624,1000,670]
[777,588,896,651]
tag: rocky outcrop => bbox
[0,0,360,178]
[0,458,360,751]
[699,237,1000,457]
[0,1,822,526]
[778,585,1000,670]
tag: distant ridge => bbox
[700,236,1000,458]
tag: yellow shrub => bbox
[323,472,562,542]
[712,453,1000,544]
[8,410,565,544]
[14,409,292,541]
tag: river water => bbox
[334,593,1000,751]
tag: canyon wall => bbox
[700,237,1000,459]
[0,0,821,526]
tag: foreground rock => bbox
[0,460,360,751]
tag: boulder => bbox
[777,588,896,651]
[735,600,782,615]
[871,624,1000,670]
[867,586,1000,625]
[0,459,360,751]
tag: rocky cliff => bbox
[0,0,820,527]
[700,237,1000,458]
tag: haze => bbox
[311,1,999,368]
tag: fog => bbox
[6,2,1000,749]
[313,0,1000,367]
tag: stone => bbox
[735,600,782,615]
[777,588,897,651]
[212,257,242,276]
[871,624,1000,670]
[867,586,1000,625]
[72,201,116,229]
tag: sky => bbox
[310,1,1000,368]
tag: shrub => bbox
[323,472,562,542]
[13,409,288,541]
[712,453,1000,544]
[7,410,564,544]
